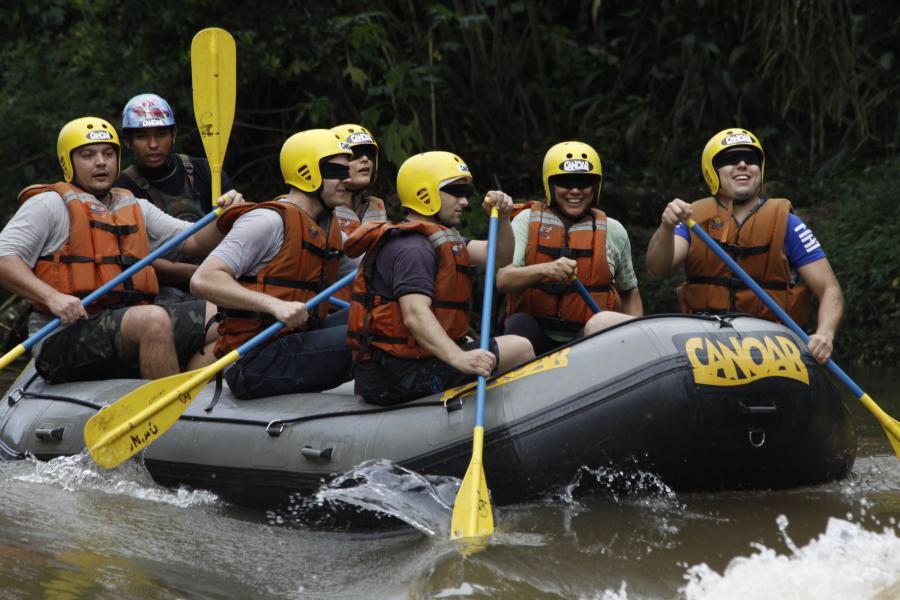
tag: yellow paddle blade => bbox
[859,393,900,457]
[84,361,223,469]
[0,343,25,371]
[450,427,494,539]
[191,27,236,203]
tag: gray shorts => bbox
[35,299,207,384]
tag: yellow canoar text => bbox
[685,334,809,386]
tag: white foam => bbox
[14,451,220,508]
[682,517,900,600]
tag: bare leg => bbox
[186,341,218,370]
[203,301,220,345]
[495,334,535,371]
[120,305,180,379]
[584,311,635,336]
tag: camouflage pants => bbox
[35,299,207,384]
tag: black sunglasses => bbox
[713,148,762,170]
[320,161,351,180]
[552,174,599,190]
[352,144,377,162]
[441,183,473,198]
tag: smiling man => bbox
[0,117,241,384]
[645,127,844,363]
[496,141,643,356]
[190,129,354,399]
[344,151,534,405]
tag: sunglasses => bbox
[351,144,377,162]
[320,161,351,180]
[712,148,762,170]
[552,174,599,190]
[441,183,473,198]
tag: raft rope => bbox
[5,372,458,438]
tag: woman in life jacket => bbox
[496,141,643,355]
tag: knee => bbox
[499,334,535,366]
[123,306,173,341]
[584,311,633,335]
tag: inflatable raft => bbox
[0,314,856,508]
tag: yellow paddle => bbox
[686,217,900,456]
[451,207,499,539]
[84,272,356,469]
[191,27,236,204]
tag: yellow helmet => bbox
[57,117,120,183]
[701,128,765,195]
[331,123,379,184]
[542,141,602,205]
[280,129,353,193]
[396,151,473,216]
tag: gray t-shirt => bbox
[210,201,358,279]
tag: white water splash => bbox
[682,516,900,600]
[313,458,460,536]
[556,465,679,504]
[13,451,220,508]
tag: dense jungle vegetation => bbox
[0,0,897,363]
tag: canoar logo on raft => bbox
[683,334,809,386]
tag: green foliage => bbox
[807,157,900,366]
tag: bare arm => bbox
[152,258,198,285]
[797,258,844,363]
[190,256,308,329]
[496,258,576,294]
[619,285,644,316]
[398,293,495,377]
[646,198,692,276]
[0,255,86,324]
[181,190,245,256]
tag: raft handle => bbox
[740,401,778,416]
[7,388,22,406]
[266,421,285,437]
[35,426,64,442]
[301,445,333,460]
[748,428,766,448]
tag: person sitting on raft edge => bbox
[644,127,844,364]
[496,141,643,356]
[190,129,355,399]
[344,150,535,406]
[0,116,243,384]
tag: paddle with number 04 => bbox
[685,218,900,457]
[451,206,500,540]
[83,271,356,469]
[191,27,236,204]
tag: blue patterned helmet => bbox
[122,93,176,130]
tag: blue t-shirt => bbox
[674,200,825,269]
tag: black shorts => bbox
[353,338,501,406]
[35,299,207,384]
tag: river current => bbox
[1,367,898,599]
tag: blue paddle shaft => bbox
[475,212,500,429]
[687,221,864,398]
[22,208,221,352]
[234,271,356,357]
[572,278,602,314]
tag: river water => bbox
[1,365,899,599]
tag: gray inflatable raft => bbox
[0,314,856,508]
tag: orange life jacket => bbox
[213,200,344,357]
[678,197,811,324]
[331,197,388,306]
[18,182,159,314]
[345,220,475,361]
[506,202,622,332]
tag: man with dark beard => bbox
[645,127,844,363]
